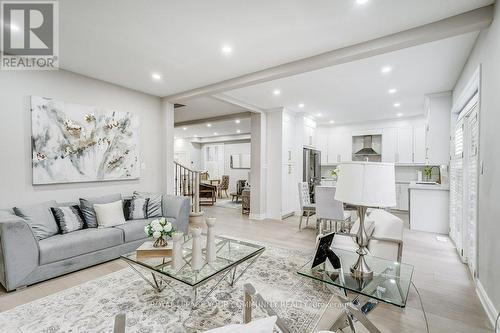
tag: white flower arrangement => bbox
[144,217,175,242]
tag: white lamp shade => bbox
[334,162,396,207]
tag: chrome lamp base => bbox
[350,205,373,278]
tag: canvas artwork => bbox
[31,96,140,184]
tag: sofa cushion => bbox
[114,217,177,243]
[133,191,162,218]
[80,193,122,228]
[38,228,124,265]
[13,201,59,240]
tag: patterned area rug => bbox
[214,199,242,210]
[0,245,338,333]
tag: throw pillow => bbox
[50,205,85,234]
[13,200,59,240]
[80,193,122,228]
[124,198,149,220]
[93,200,126,228]
[133,191,162,217]
[202,316,277,333]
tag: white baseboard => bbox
[476,279,498,328]
[249,213,266,220]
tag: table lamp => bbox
[335,162,396,278]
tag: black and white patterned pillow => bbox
[124,198,149,220]
[133,191,162,218]
[50,206,85,234]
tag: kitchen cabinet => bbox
[382,128,398,162]
[413,124,426,164]
[397,127,413,164]
[327,130,352,163]
[316,128,328,164]
[409,182,450,233]
[425,93,452,165]
[303,120,317,148]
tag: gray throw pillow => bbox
[123,198,149,220]
[51,205,85,234]
[133,191,162,218]
[79,194,122,228]
[13,200,59,240]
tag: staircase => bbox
[174,161,201,214]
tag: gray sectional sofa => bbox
[0,194,190,292]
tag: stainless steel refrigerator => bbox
[303,148,321,203]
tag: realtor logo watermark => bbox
[1,1,59,70]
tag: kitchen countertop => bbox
[409,181,450,191]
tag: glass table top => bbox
[122,235,265,287]
[297,248,414,308]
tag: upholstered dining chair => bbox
[217,175,230,198]
[315,186,352,235]
[298,182,315,230]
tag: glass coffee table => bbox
[298,248,414,333]
[121,235,265,309]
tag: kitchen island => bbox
[409,181,450,234]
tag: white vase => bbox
[205,217,217,264]
[172,231,184,271]
[191,227,203,271]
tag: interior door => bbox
[464,105,479,278]
[449,118,464,260]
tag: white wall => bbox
[174,138,202,170]
[223,141,251,193]
[0,70,164,207]
[453,3,500,320]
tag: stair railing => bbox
[174,161,201,214]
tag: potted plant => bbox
[144,217,175,247]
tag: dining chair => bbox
[218,175,230,198]
[298,182,315,230]
[315,186,351,235]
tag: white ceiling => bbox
[174,117,251,139]
[224,32,479,124]
[59,0,493,97]
[174,96,247,123]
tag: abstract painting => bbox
[31,96,140,184]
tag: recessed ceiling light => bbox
[298,103,305,108]
[397,113,403,117]
[236,129,241,134]
[356,0,369,5]
[193,134,198,138]
[213,132,218,136]
[393,102,401,107]
[9,24,19,32]
[316,113,323,117]
[273,89,281,96]
[151,73,162,81]
[182,127,187,131]
[206,123,212,127]
[388,88,397,94]
[329,120,335,124]
[235,119,241,124]
[221,45,233,55]
[381,66,392,74]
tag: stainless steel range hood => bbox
[354,135,380,156]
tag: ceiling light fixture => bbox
[329,120,335,124]
[221,45,233,55]
[393,102,401,107]
[9,23,19,32]
[193,134,198,138]
[235,119,240,124]
[151,73,162,81]
[397,113,403,117]
[316,113,323,117]
[236,129,241,134]
[206,123,212,127]
[381,66,392,74]
[356,0,369,5]
[273,89,281,96]
[298,103,305,108]
[388,88,397,94]
[182,127,187,131]
[213,132,218,136]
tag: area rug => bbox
[0,245,339,333]
[214,199,242,210]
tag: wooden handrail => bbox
[174,161,200,213]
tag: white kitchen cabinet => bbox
[397,127,413,164]
[425,94,452,165]
[396,183,409,211]
[316,128,328,164]
[327,131,352,163]
[382,128,398,162]
[413,124,426,164]
[303,120,317,148]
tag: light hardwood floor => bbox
[0,206,492,333]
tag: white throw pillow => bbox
[202,316,277,333]
[93,200,126,228]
